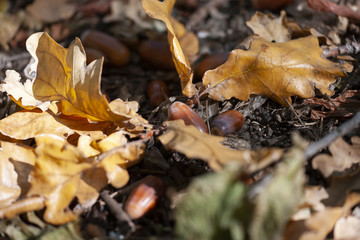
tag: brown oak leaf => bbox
[203,36,346,106]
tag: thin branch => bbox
[304,111,360,159]
[100,190,136,232]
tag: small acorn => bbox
[84,48,105,65]
[139,40,175,70]
[210,110,244,136]
[195,52,229,80]
[168,101,209,133]
[124,176,166,219]
[81,30,130,67]
[147,80,169,107]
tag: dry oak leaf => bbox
[141,0,198,97]
[246,10,291,43]
[1,32,146,130]
[26,0,76,23]
[21,133,144,224]
[203,36,346,106]
[158,120,283,171]
[312,136,360,177]
[0,108,111,140]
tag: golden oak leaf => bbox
[141,0,198,97]
[203,36,346,106]
[22,132,144,224]
[0,109,109,140]
[158,120,283,171]
[1,32,147,130]
[27,134,96,224]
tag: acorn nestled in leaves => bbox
[124,176,166,219]
[211,110,244,136]
[139,40,175,70]
[168,101,209,133]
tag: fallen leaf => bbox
[246,11,291,43]
[26,0,76,23]
[141,0,198,97]
[0,149,21,208]
[301,192,360,240]
[1,32,147,130]
[158,120,282,171]
[0,108,112,140]
[0,70,50,111]
[307,0,360,20]
[203,36,346,106]
[334,215,360,239]
[0,141,36,197]
[22,133,144,224]
[0,11,25,50]
[312,136,360,177]
[305,90,360,119]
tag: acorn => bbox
[195,52,229,80]
[147,80,169,107]
[139,40,175,70]
[168,101,208,133]
[124,176,166,219]
[251,0,294,11]
[81,30,130,67]
[210,110,244,136]
[84,48,105,65]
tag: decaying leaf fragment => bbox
[141,0,198,97]
[246,10,291,43]
[312,136,360,177]
[203,36,346,106]
[0,32,147,130]
[158,120,283,171]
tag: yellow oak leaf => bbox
[141,0,198,97]
[0,109,110,140]
[20,133,144,224]
[1,32,147,130]
[158,120,282,171]
[203,36,346,106]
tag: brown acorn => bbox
[195,52,229,80]
[81,30,130,67]
[147,80,169,107]
[251,0,294,11]
[168,101,209,133]
[124,176,166,219]
[210,110,244,136]
[84,48,105,65]
[139,40,175,70]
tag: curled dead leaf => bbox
[141,0,198,97]
[158,120,283,171]
[1,32,147,131]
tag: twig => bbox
[100,190,136,232]
[304,111,360,159]
[187,0,229,29]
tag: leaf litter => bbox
[0,0,359,239]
